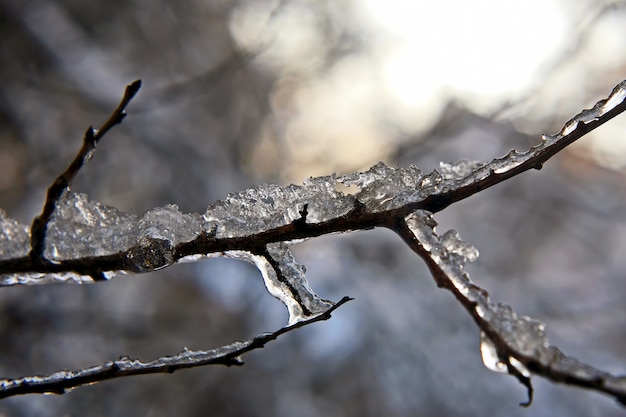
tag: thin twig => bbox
[0,296,352,399]
[28,80,142,262]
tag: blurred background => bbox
[1,0,626,415]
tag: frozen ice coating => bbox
[545,79,626,140]
[338,162,427,212]
[43,193,202,262]
[0,210,30,259]
[604,80,626,112]
[219,244,334,325]
[559,80,626,137]
[0,271,96,286]
[439,159,485,180]
[138,205,203,244]
[490,150,529,174]
[204,176,355,238]
[440,229,479,262]
[265,242,335,324]
[484,302,549,358]
[404,210,479,278]
[0,337,256,395]
[335,150,537,214]
[404,210,543,357]
[338,161,400,188]
[45,192,138,260]
[0,193,208,284]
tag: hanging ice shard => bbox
[2,188,334,325]
[440,229,479,262]
[480,331,507,373]
[217,243,334,325]
[264,242,335,324]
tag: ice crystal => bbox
[338,162,426,212]
[404,210,482,301]
[45,192,138,260]
[0,210,29,259]
[204,175,354,238]
[40,193,203,264]
[440,229,479,262]
[439,159,485,180]
[137,205,203,245]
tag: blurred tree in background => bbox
[1,0,626,416]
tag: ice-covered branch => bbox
[395,211,626,406]
[2,81,625,287]
[0,296,352,399]
[0,80,625,403]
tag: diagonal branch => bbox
[395,210,626,407]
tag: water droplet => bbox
[480,331,507,374]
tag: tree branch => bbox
[0,296,352,399]
[0,80,625,404]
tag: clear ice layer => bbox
[43,192,203,261]
[439,159,485,180]
[204,175,355,238]
[547,80,626,139]
[0,209,30,259]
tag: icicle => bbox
[219,244,334,325]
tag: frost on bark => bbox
[1,80,626,404]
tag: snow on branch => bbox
[0,80,625,403]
